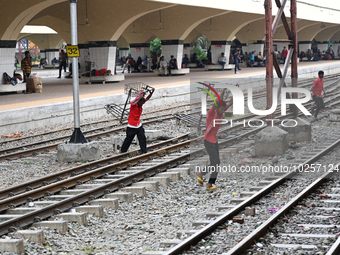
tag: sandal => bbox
[196,174,204,186]
[206,186,218,191]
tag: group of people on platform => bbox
[299,46,339,62]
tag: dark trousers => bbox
[58,61,67,77]
[23,73,30,82]
[121,126,147,154]
[203,140,220,184]
[235,59,239,73]
[312,95,325,118]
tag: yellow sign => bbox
[66,45,80,57]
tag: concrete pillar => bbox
[210,40,231,64]
[0,40,16,83]
[88,41,117,73]
[161,40,184,69]
[254,126,289,156]
[317,41,329,52]
[130,43,149,62]
[246,40,265,56]
[280,117,311,142]
[45,49,60,63]
[183,43,194,60]
[119,47,129,58]
[40,50,46,59]
[78,44,90,73]
[333,41,340,56]
[298,41,312,54]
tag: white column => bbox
[161,40,184,69]
[211,41,231,64]
[130,43,149,62]
[89,41,117,73]
[298,41,312,54]
[45,49,60,63]
[317,42,328,52]
[78,45,90,73]
[119,48,129,58]
[0,41,16,82]
[183,44,194,60]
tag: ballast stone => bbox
[280,117,311,142]
[57,141,100,162]
[255,126,289,156]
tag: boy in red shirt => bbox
[196,88,233,190]
[120,88,155,154]
[282,47,288,63]
[311,70,326,120]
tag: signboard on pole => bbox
[66,45,80,57]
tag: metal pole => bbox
[69,0,87,143]
[265,0,274,120]
[291,0,298,117]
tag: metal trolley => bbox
[104,82,154,124]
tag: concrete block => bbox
[106,192,133,202]
[60,189,86,195]
[176,230,197,238]
[91,199,119,209]
[75,184,102,189]
[132,181,159,191]
[121,187,146,197]
[280,117,311,142]
[0,163,13,169]
[57,141,101,163]
[111,136,123,151]
[255,126,289,156]
[158,172,181,181]
[0,215,20,223]
[45,195,73,201]
[192,220,212,227]
[16,230,45,244]
[102,174,126,179]
[159,240,181,246]
[206,212,224,218]
[58,213,88,225]
[33,221,68,234]
[329,109,340,122]
[167,168,189,176]
[7,207,36,214]
[0,239,25,254]
[145,177,170,186]
[145,130,163,141]
[75,205,104,217]
[33,201,58,207]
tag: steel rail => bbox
[164,139,340,255]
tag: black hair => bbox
[318,70,324,75]
[25,51,30,55]
[216,100,226,108]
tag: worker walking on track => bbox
[196,88,233,191]
[311,70,326,121]
[120,88,155,154]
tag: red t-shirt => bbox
[127,100,146,128]
[312,77,324,97]
[204,104,229,143]
[282,49,288,58]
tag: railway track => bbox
[143,139,340,255]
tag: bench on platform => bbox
[153,68,190,76]
[187,63,198,68]
[204,64,235,71]
[0,83,26,93]
[43,64,58,69]
[80,74,125,84]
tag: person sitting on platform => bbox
[168,55,178,76]
[191,53,200,67]
[257,51,264,62]
[3,72,23,86]
[306,49,312,61]
[218,53,227,71]
[120,88,155,154]
[182,54,189,68]
[127,58,136,73]
[158,56,169,76]
[51,57,58,65]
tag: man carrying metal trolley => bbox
[120,87,155,154]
